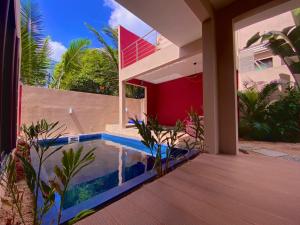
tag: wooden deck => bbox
[77,153,300,225]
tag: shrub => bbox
[238,83,300,142]
[238,82,278,140]
[267,86,300,142]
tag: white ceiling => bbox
[136,53,203,84]
[116,0,202,47]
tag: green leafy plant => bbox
[1,120,98,224]
[238,82,279,140]
[130,116,184,176]
[50,147,96,225]
[267,85,300,142]
[245,18,300,87]
[19,119,66,225]
[15,119,98,225]
[67,209,95,225]
[183,108,205,152]
[0,153,26,225]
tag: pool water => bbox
[33,133,191,224]
[44,139,154,209]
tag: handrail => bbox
[121,29,159,68]
[122,29,156,52]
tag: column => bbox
[202,18,219,154]
[119,80,126,128]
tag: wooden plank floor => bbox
[77,153,300,225]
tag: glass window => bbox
[254,57,273,71]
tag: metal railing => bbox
[121,29,159,68]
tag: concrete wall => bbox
[21,86,143,135]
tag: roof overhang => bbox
[135,53,202,84]
[115,0,204,47]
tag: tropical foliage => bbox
[51,39,91,89]
[267,86,300,142]
[238,82,300,142]
[0,154,27,225]
[238,82,279,140]
[86,24,118,71]
[245,9,300,87]
[131,116,185,176]
[183,108,205,152]
[21,0,51,86]
[51,24,144,98]
[0,120,96,225]
[50,147,95,225]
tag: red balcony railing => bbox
[121,30,158,68]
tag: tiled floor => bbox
[77,153,300,225]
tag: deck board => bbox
[77,153,300,225]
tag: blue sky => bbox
[38,0,152,62]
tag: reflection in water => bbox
[43,139,154,210]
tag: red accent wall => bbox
[128,73,203,126]
[119,26,156,68]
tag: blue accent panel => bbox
[79,133,102,141]
[39,137,68,146]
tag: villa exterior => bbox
[1,1,300,225]
[117,0,300,155]
[119,8,298,126]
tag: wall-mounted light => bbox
[69,107,73,114]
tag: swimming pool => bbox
[33,133,197,224]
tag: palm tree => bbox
[245,10,300,87]
[85,23,118,71]
[85,24,146,98]
[54,39,91,89]
[21,0,51,86]
[238,82,279,139]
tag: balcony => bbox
[119,26,202,82]
[120,29,174,69]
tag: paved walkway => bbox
[77,153,300,225]
[239,140,300,163]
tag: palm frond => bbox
[85,23,119,70]
[64,39,91,73]
[102,26,118,48]
[20,0,51,85]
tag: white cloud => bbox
[104,0,152,37]
[49,40,67,62]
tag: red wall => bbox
[128,73,203,126]
[119,26,156,68]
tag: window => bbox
[254,57,273,71]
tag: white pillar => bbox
[202,17,238,155]
[202,18,219,154]
[119,80,126,128]
[215,14,238,155]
